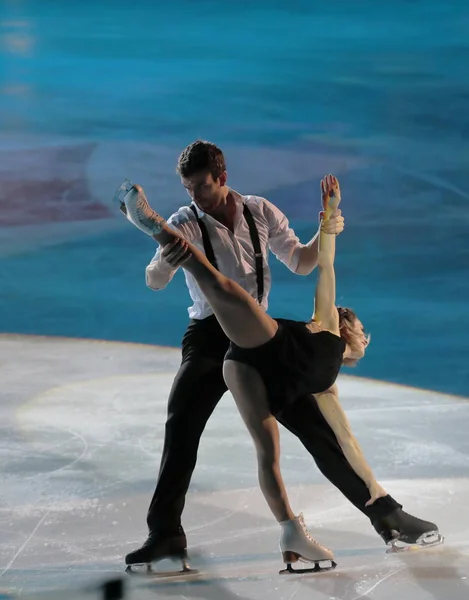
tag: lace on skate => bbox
[114,179,166,235]
[298,514,334,555]
[298,514,321,545]
[134,188,166,232]
[280,514,337,575]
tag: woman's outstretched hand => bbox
[321,174,341,218]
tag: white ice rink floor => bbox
[1,334,469,600]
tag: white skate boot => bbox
[113,179,166,236]
[279,513,336,574]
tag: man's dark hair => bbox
[176,140,226,179]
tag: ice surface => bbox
[1,335,468,599]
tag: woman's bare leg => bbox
[125,184,278,348]
[223,359,295,523]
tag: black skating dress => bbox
[224,318,345,415]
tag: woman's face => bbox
[350,318,370,358]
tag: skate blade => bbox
[125,564,199,579]
[279,560,337,575]
[113,179,134,216]
[386,531,444,554]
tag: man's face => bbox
[181,171,226,214]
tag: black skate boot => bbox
[373,508,443,553]
[125,527,197,576]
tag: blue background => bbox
[1,0,468,396]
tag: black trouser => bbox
[147,316,400,534]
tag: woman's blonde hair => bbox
[337,307,370,367]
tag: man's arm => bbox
[263,199,344,276]
[145,247,178,290]
[295,228,320,275]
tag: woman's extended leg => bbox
[223,359,295,522]
[120,183,278,349]
[223,359,337,569]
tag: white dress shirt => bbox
[145,189,306,320]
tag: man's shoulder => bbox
[167,204,197,227]
[243,192,283,210]
[242,193,267,207]
[241,193,273,218]
[242,193,284,220]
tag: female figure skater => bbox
[116,175,441,573]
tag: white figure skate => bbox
[113,179,166,236]
[279,513,337,574]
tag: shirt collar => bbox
[191,188,245,220]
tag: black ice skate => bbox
[125,529,198,577]
[373,508,444,553]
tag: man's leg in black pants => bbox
[147,355,227,532]
[277,394,402,530]
[125,354,227,565]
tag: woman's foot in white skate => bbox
[113,179,166,236]
[279,513,337,574]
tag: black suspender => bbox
[189,203,264,305]
[189,204,218,270]
[242,204,264,305]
